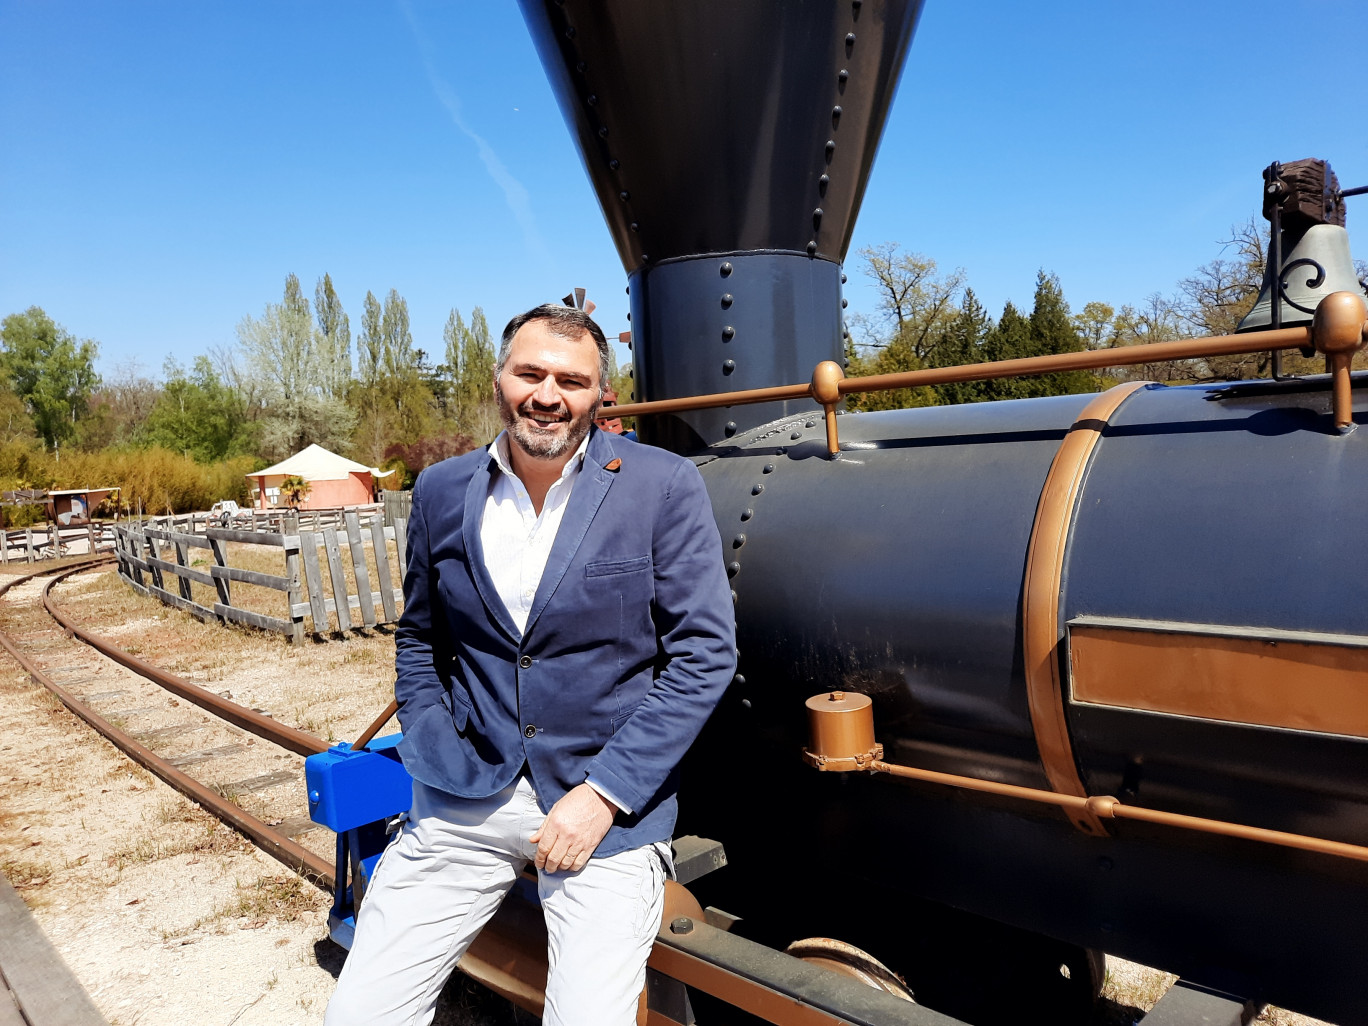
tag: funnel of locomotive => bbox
[519,0,925,450]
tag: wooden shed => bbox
[245,445,393,510]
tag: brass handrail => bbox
[611,296,1368,452]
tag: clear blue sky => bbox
[2,1,1364,381]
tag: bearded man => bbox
[325,304,735,1026]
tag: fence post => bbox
[344,511,376,627]
[207,532,231,620]
[172,537,193,601]
[321,526,352,632]
[25,528,34,563]
[145,532,165,592]
[368,515,397,622]
[129,531,146,589]
[284,533,305,645]
[299,532,328,634]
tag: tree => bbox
[926,289,994,405]
[1073,302,1116,350]
[357,291,384,392]
[237,275,354,460]
[461,307,495,406]
[381,289,431,442]
[1027,271,1094,396]
[77,362,158,451]
[280,474,311,507]
[315,273,352,400]
[979,301,1034,401]
[0,307,100,456]
[1109,294,1190,382]
[436,305,496,435]
[144,356,257,462]
[854,243,965,363]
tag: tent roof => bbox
[246,444,394,481]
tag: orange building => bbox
[245,444,394,510]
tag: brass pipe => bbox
[1310,291,1368,431]
[867,760,1368,864]
[607,324,1313,421]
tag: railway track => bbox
[0,558,338,891]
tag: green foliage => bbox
[144,356,258,462]
[849,258,1099,408]
[315,273,352,400]
[238,275,355,460]
[0,307,100,453]
[926,289,994,405]
[279,474,311,507]
[0,439,256,516]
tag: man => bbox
[326,304,735,1026]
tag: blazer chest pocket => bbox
[585,555,651,578]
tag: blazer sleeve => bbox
[585,459,736,813]
[394,471,445,733]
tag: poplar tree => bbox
[315,274,352,400]
[357,291,384,392]
[461,306,495,405]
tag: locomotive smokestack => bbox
[519,0,925,450]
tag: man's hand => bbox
[530,783,617,874]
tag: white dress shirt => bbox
[480,430,629,813]
[482,430,589,636]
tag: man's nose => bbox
[531,376,559,405]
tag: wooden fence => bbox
[147,503,386,537]
[114,509,408,643]
[0,522,116,564]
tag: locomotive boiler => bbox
[516,1,1368,1023]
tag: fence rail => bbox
[114,508,407,643]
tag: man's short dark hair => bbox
[499,305,613,394]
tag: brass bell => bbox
[1238,224,1368,332]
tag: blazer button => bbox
[524,724,537,739]
[519,655,532,669]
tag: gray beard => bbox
[495,381,597,460]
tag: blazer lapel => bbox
[462,451,522,641]
[522,430,617,638]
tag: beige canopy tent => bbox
[245,444,394,510]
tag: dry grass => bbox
[224,873,321,924]
[106,806,250,873]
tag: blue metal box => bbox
[305,734,413,833]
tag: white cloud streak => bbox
[399,1,550,264]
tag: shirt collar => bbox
[489,429,591,484]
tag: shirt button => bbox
[519,655,532,669]
[524,724,537,739]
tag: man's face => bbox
[495,320,602,461]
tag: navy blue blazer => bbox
[394,427,736,856]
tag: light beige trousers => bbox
[324,776,665,1026]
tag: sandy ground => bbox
[0,566,517,1026]
[0,564,1335,1026]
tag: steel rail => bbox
[42,570,328,757]
[0,561,335,888]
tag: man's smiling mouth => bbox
[522,407,570,427]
